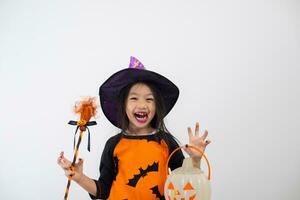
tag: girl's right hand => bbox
[57,151,84,183]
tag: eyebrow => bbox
[128,92,153,96]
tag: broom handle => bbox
[64,130,84,200]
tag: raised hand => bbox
[57,151,84,183]
[186,122,211,165]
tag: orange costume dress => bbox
[89,130,184,200]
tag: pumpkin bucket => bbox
[164,144,211,200]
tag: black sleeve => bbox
[89,134,122,199]
[163,132,184,171]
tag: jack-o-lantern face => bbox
[164,150,211,200]
[167,182,196,200]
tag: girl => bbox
[58,57,211,199]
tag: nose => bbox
[137,100,147,109]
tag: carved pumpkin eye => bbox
[168,182,175,190]
[183,182,194,190]
[167,182,181,195]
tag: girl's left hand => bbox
[186,122,211,161]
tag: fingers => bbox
[57,151,72,170]
[57,151,64,164]
[65,167,74,176]
[57,152,85,180]
[77,158,84,167]
[187,122,211,149]
[195,122,200,136]
[205,139,211,146]
[187,127,193,139]
[201,130,208,140]
[188,122,206,138]
[60,160,71,170]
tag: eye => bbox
[167,182,174,190]
[129,97,137,100]
[183,182,194,190]
[146,98,154,101]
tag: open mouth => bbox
[134,112,148,123]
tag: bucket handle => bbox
[166,144,211,180]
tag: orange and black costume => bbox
[89,130,184,200]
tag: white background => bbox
[0,0,299,199]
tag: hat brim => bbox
[99,68,179,128]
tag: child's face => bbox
[125,83,156,133]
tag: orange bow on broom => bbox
[64,97,97,200]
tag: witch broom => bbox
[63,97,97,200]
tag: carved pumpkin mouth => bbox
[188,194,196,200]
[167,193,196,200]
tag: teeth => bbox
[135,112,148,122]
[135,112,147,116]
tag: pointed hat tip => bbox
[129,56,145,69]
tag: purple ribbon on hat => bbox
[129,56,144,69]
